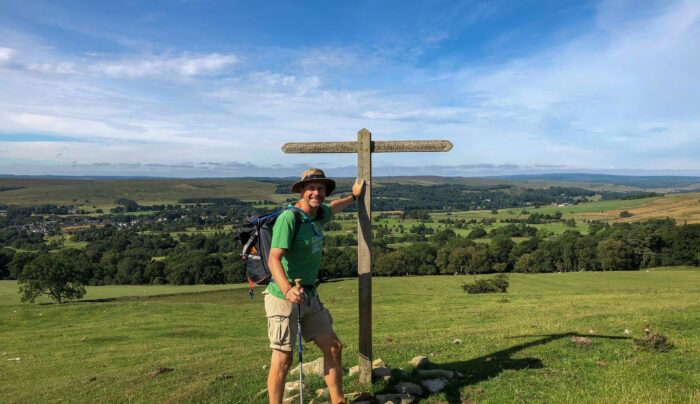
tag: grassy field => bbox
[324,193,700,243]
[1,270,698,403]
[0,178,283,207]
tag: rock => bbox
[571,337,593,345]
[216,372,233,381]
[149,366,173,377]
[349,366,359,376]
[262,364,268,370]
[395,382,423,395]
[624,329,632,334]
[373,358,386,368]
[417,369,454,379]
[291,357,325,377]
[373,366,392,377]
[284,380,307,393]
[375,393,416,404]
[346,392,374,402]
[283,393,299,403]
[455,371,465,378]
[316,387,328,397]
[421,378,448,393]
[453,339,462,344]
[409,356,430,368]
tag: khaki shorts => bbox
[264,290,334,351]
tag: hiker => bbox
[265,168,364,404]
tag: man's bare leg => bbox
[314,333,344,403]
[268,349,293,404]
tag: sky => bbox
[1,0,699,178]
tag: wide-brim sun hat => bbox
[290,168,336,195]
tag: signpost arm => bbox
[357,128,373,385]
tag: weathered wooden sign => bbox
[282,128,452,384]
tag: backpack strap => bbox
[286,206,322,238]
[290,208,303,244]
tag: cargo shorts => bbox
[263,290,334,351]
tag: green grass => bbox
[1,270,699,403]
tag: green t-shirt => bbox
[266,203,332,299]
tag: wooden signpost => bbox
[282,128,452,384]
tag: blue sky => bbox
[1,0,699,178]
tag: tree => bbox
[0,248,15,279]
[489,235,515,267]
[514,253,536,273]
[8,251,38,280]
[597,239,633,271]
[432,228,456,244]
[374,251,408,276]
[400,242,437,275]
[467,227,487,239]
[18,250,90,303]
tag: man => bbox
[265,168,365,404]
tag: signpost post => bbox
[282,128,452,384]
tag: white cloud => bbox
[0,47,16,64]
[89,52,238,78]
[16,51,238,78]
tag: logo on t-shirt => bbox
[311,223,323,253]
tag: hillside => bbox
[4,174,698,207]
[496,173,700,192]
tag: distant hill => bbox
[3,173,700,207]
[495,173,700,190]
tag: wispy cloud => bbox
[18,51,239,77]
[89,52,238,77]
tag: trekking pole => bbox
[295,278,304,404]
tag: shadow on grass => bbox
[376,332,631,403]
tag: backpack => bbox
[236,206,320,299]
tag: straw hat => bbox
[290,168,336,195]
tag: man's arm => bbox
[268,247,304,303]
[331,178,365,214]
